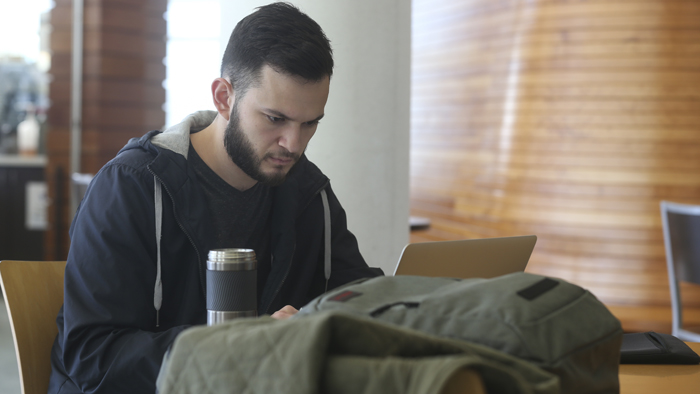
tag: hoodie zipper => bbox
[264,180,329,314]
[148,169,206,296]
[264,243,296,314]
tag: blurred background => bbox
[0,0,51,157]
[1,3,700,392]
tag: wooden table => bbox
[620,342,700,394]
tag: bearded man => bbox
[48,3,382,393]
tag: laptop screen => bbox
[393,235,537,279]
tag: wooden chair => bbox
[0,260,66,394]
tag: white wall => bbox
[164,0,222,127]
[219,1,411,274]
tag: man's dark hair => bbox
[221,2,334,98]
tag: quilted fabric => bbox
[298,274,623,394]
[158,311,559,394]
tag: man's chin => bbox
[257,173,287,186]
[255,167,291,186]
[254,158,300,186]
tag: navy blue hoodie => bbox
[48,111,383,394]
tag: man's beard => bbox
[223,102,299,187]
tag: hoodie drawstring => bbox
[154,176,163,327]
[321,189,331,292]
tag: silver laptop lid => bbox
[393,235,537,278]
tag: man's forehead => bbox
[259,64,330,88]
[248,66,330,120]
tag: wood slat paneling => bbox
[46,0,167,260]
[411,0,700,333]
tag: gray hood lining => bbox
[151,110,218,158]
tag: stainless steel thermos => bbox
[206,248,257,325]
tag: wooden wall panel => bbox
[46,0,167,260]
[411,0,700,332]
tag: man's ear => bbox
[211,78,234,121]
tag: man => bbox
[48,3,383,393]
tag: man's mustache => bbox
[265,150,298,161]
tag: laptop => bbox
[393,235,537,278]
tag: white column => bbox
[219,1,411,274]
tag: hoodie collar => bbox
[138,109,330,204]
[151,110,217,158]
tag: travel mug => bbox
[206,248,257,325]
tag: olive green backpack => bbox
[297,272,623,394]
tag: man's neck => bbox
[190,116,258,191]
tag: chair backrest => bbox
[71,172,94,215]
[660,201,700,342]
[0,260,66,394]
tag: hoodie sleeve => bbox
[58,162,191,394]
[323,184,384,289]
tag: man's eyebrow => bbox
[308,114,325,123]
[263,108,324,123]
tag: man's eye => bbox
[305,120,320,127]
[267,115,284,123]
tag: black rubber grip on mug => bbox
[206,270,257,311]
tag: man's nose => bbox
[277,124,304,154]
